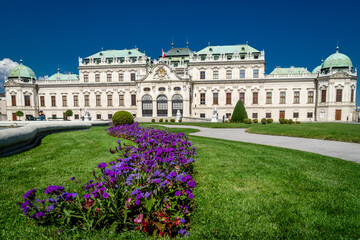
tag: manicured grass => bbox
[1,125,360,239]
[147,122,250,128]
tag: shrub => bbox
[179,119,182,123]
[15,110,24,120]
[159,118,163,122]
[230,101,248,123]
[151,119,155,122]
[165,119,168,122]
[295,121,301,124]
[243,118,251,124]
[253,118,258,123]
[261,118,267,124]
[170,119,175,122]
[279,118,285,124]
[267,118,273,124]
[112,111,134,126]
[288,119,294,124]
[65,109,73,117]
[284,119,289,124]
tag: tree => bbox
[64,109,73,120]
[230,100,248,123]
[15,110,24,121]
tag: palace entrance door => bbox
[279,110,285,119]
[12,113,17,121]
[335,110,342,120]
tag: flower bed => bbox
[18,123,196,237]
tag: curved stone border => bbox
[0,121,109,157]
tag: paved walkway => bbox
[162,125,360,164]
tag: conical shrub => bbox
[230,100,248,122]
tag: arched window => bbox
[172,94,183,116]
[142,95,153,117]
[157,95,168,117]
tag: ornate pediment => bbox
[329,71,351,79]
[3,80,20,87]
[140,63,184,82]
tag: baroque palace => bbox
[3,43,358,122]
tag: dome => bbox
[8,60,36,80]
[48,68,78,81]
[322,47,353,70]
[312,65,321,73]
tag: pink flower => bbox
[126,197,131,203]
[134,214,143,224]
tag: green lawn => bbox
[1,126,360,239]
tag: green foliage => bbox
[179,119,182,123]
[243,118,251,124]
[279,118,285,124]
[159,118,163,122]
[112,111,134,126]
[261,118,267,124]
[253,118,258,124]
[288,119,294,124]
[151,119,155,122]
[284,119,289,124]
[165,119,168,122]
[230,101,248,123]
[266,118,273,124]
[295,121,301,124]
[15,110,24,117]
[65,109,73,117]
[170,119,175,123]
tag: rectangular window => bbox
[321,90,326,103]
[108,114,113,120]
[252,92,258,104]
[336,89,342,102]
[51,96,56,107]
[107,95,113,106]
[351,89,354,102]
[226,70,232,79]
[24,95,31,106]
[253,69,259,78]
[200,113,205,118]
[294,91,300,104]
[240,70,245,78]
[200,93,206,105]
[73,95,78,107]
[252,113,258,119]
[213,70,218,79]
[97,114,101,120]
[293,112,299,118]
[266,113,271,118]
[119,94,124,106]
[280,91,286,104]
[74,114,79,120]
[307,112,313,118]
[84,95,89,107]
[119,73,124,81]
[11,95,16,106]
[40,96,45,107]
[107,73,112,82]
[52,114,57,118]
[266,92,272,104]
[308,91,314,103]
[239,92,245,104]
[95,74,100,82]
[96,95,101,106]
[200,71,205,79]
[131,73,136,81]
[131,94,136,106]
[84,74,88,82]
[226,92,232,104]
[213,93,218,105]
[62,95,67,107]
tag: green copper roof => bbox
[8,60,36,79]
[196,44,260,55]
[322,47,353,69]
[85,49,145,59]
[312,65,321,73]
[164,48,193,56]
[48,69,78,81]
[269,67,310,75]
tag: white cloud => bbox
[0,58,19,92]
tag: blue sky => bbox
[0,0,359,105]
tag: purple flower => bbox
[175,191,181,196]
[84,194,90,199]
[187,180,196,188]
[23,189,37,200]
[178,229,186,235]
[180,218,186,224]
[44,185,64,195]
[97,162,107,169]
[102,192,109,198]
[36,211,44,218]
[70,177,75,181]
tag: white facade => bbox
[3,44,358,122]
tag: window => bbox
[119,94,124,106]
[280,91,286,104]
[157,95,167,116]
[51,96,56,107]
[73,95,78,107]
[61,95,67,107]
[213,70,218,79]
[200,71,205,79]
[142,95,153,117]
[131,73,136,81]
[321,90,326,103]
[213,93,218,105]
[266,113,271,118]
[108,114,113,120]
[131,94,136,106]
[252,113,258,119]
[307,112,313,118]
[200,113,205,118]
[227,55,232,60]
[336,89,342,102]
[96,95,101,106]
[253,69,259,78]
[159,87,166,91]
[97,114,101,120]
[107,73,112,82]
[351,89,354,102]
[144,87,150,92]
[226,92,231,104]
[252,92,258,104]
[11,95,16,106]
[52,114,57,118]
[95,73,100,82]
[240,70,245,78]
[172,94,183,116]
[84,74,88,82]
[294,91,300,104]
[293,112,299,118]
[84,95,90,107]
[119,73,124,81]
[266,92,272,104]
[174,87,181,91]
[107,95,113,106]
[40,96,45,107]
[307,91,314,103]
[239,92,245,104]
[200,93,205,105]
[24,95,31,106]
[226,70,232,79]
[74,114,79,119]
